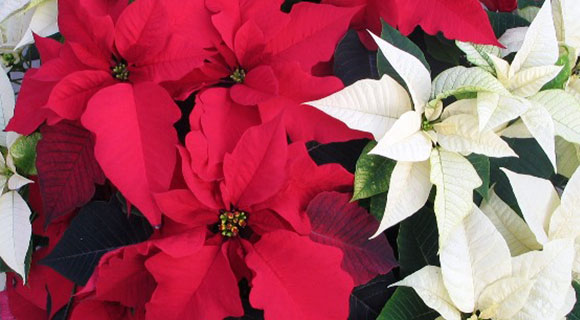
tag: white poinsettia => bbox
[0,0,58,67]
[552,0,580,57]
[456,0,580,170]
[496,167,580,281]
[0,70,15,147]
[392,205,575,320]
[307,31,516,244]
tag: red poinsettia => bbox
[7,0,217,226]
[147,118,393,319]
[480,0,517,11]
[323,0,501,49]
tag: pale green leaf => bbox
[501,168,559,245]
[440,206,512,313]
[436,114,517,158]
[370,31,431,111]
[430,148,482,245]
[371,160,431,238]
[391,266,461,320]
[431,66,511,101]
[0,191,31,280]
[530,89,580,145]
[518,7,540,22]
[306,75,412,140]
[456,41,501,73]
[510,0,559,76]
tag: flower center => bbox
[218,209,248,238]
[230,67,246,83]
[111,61,130,81]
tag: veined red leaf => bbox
[81,82,180,226]
[36,121,105,225]
[306,191,397,285]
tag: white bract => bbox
[392,206,575,320]
[0,70,14,147]
[496,167,580,281]
[307,31,516,244]
[456,0,580,171]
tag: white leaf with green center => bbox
[440,206,512,313]
[431,66,511,101]
[369,111,432,162]
[489,55,511,86]
[501,168,560,245]
[371,160,431,238]
[0,71,14,147]
[531,90,580,145]
[509,0,559,77]
[520,102,556,168]
[391,266,461,320]
[553,0,580,55]
[306,75,412,140]
[14,0,58,49]
[548,167,580,240]
[440,98,477,120]
[498,27,528,57]
[370,31,431,112]
[509,239,575,320]
[0,191,31,280]
[477,93,529,132]
[436,114,517,158]
[456,41,501,73]
[555,137,580,178]
[509,65,562,97]
[430,148,482,245]
[480,189,542,256]
[478,277,534,320]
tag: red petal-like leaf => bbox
[265,3,360,71]
[397,0,501,46]
[145,245,243,320]
[307,191,397,285]
[114,0,169,62]
[221,117,287,208]
[36,121,105,225]
[480,0,517,12]
[229,65,279,105]
[245,230,353,320]
[46,70,115,121]
[81,82,180,226]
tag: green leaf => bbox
[487,12,530,38]
[377,20,430,90]
[377,287,439,320]
[353,141,396,201]
[397,207,439,278]
[518,0,544,9]
[467,153,491,200]
[10,133,41,176]
[542,45,575,90]
[568,281,580,320]
[369,192,387,221]
[424,34,463,66]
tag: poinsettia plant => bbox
[1,0,580,319]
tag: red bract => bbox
[324,0,501,49]
[148,118,362,319]
[7,0,214,226]
[169,0,361,104]
[480,0,517,11]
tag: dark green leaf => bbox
[370,192,387,221]
[487,12,530,38]
[397,207,439,278]
[349,273,397,320]
[568,281,580,320]
[467,154,491,200]
[334,29,379,86]
[377,287,439,320]
[353,141,396,201]
[307,139,370,174]
[377,20,430,90]
[41,198,153,285]
[518,0,544,8]
[424,34,463,66]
